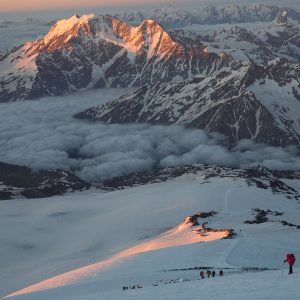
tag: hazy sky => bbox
[1,0,299,13]
[1,0,168,12]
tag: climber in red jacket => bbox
[284,253,296,274]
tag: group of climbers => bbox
[200,269,224,279]
[198,252,296,280]
[123,252,295,292]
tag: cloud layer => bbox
[0,89,299,184]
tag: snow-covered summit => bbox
[43,14,95,44]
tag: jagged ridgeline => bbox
[0,14,230,102]
[114,4,300,28]
[1,5,300,103]
[76,59,300,146]
[73,8,300,147]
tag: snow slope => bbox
[1,170,300,299]
[9,267,300,300]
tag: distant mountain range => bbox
[177,21,300,64]
[114,4,300,28]
[1,5,300,103]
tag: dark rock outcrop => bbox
[0,162,90,200]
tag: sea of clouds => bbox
[0,88,299,184]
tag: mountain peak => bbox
[43,14,95,44]
[138,19,166,33]
[141,19,159,26]
[274,10,288,26]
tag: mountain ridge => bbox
[114,4,300,28]
[0,14,230,102]
[75,58,300,146]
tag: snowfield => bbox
[1,172,300,299]
[10,268,299,300]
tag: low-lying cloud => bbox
[0,88,299,184]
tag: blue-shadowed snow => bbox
[1,173,299,298]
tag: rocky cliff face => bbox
[0,15,230,102]
[76,59,300,146]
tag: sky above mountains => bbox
[1,0,299,13]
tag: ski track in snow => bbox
[224,185,233,214]
[218,183,249,270]
[219,184,240,269]
[218,230,247,269]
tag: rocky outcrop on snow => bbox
[76,59,300,146]
[274,10,289,26]
[0,50,7,60]
[0,162,90,200]
[0,14,230,102]
[102,164,300,199]
[115,4,300,28]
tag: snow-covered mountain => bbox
[0,14,230,102]
[76,58,300,146]
[196,20,300,64]
[0,162,90,200]
[255,22,300,63]
[115,4,300,28]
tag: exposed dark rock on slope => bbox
[0,162,90,200]
[102,164,300,200]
